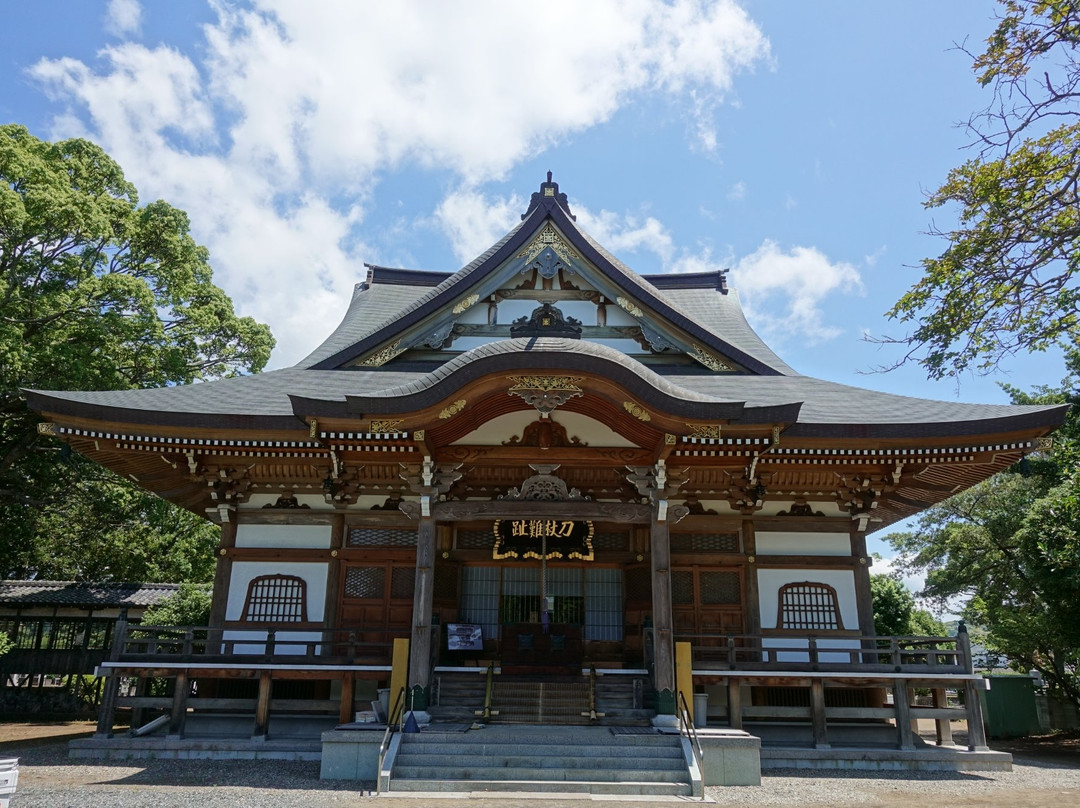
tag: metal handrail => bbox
[677,689,704,800]
[476,661,496,722]
[376,686,406,795]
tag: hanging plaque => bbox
[492,519,594,561]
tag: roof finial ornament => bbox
[522,171,576,221]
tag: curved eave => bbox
[309,198,786,375]
[24,389,306,433]
[292,338,803,424]
[784,403,1070,441]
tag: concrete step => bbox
[396,747,685,764]
[392,764,688,783]
[392,778,692,796]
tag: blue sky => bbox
[0,1,1060,576]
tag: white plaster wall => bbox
[225,561,328,623]
[755,532,851,556]
[452,410,636,447]
[235,524,332,549]
[756,568,858,632]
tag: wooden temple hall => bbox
[27,175,1068,786]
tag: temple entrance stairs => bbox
[429,670,653,726]
[386,725,695,797]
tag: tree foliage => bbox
[141,583,212,627]
[0,124,274,580]
[887,357,1080,707]
[869,573,947,637]
[885,0,1080,378]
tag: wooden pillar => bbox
[208,519,238,629]
[933,687,954,746]
[742,519,761,634]
[727,677,743,729]
[850,525,876,637]
[339,674,355,725]
[252,671,272,740]
[650,504,676,716]
[892,679,915,750]
[94,611,127,739]
[810,678,829,748]
[408,516,437,712]
[324,514,345,649]
[166,671,189,739]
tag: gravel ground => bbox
[4,727,1080,808]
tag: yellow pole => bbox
[675,640,694,723]
[389,637,410,724]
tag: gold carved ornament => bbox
[439,399,467,419]
[452,294,480,314]
[623,401,651,422]
[616,296,644,318]
[685,424,722,440]
[358,340,403,367]
[691,345,733,372]
[518,223,578,265]
[369,419,404,434]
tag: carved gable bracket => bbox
[500,464,589,502]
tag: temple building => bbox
[26,175,1068,787]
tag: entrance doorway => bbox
[458,566,622,666]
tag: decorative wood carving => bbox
[507,375,584,415]
[432,499,651,523]
[686,424,722,440]
[500,464,588,501]
[262,492,310,509]
[358,340,403,367]
[438,400,467,420]
[503,416,586,448]
[623,401,651,421]
[691,345,733,372]
[617,296,644,317]
[517,222,578,270]
[509,302,582,339]
[370,419,404,434]
[452,294,480,314]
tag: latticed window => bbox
[778,582,843,631]
[625,567,651,602]
[242,575,307,622]
[390,567,416,599]
[347,527,418,547]
[671,533,739,553]
[671,571,695,605]
[344,566,385,599]
[592,532,629,551]
[455,529,495,549]
[701,571,740,604]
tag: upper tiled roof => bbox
[24,176,1068,443]
[0,580,182,609]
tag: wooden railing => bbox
[676,632,969,675]
[116,624,401,666]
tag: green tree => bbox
[870,572,947,637]
[141,583,212,627]
[887,358,1080,708]
[884,1,1080,378]
[0,124,274,579]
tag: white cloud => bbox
[727,181,746,201]
[575,207,674,263]
[105,0,142,37]
[28,0,770,366]
[731,239,864,344]
[435,191,523,265]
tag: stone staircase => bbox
[384,725,696,796]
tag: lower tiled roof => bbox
[0,580,182,608]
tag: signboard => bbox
[446,623,484,651]
[492,519,594,561]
